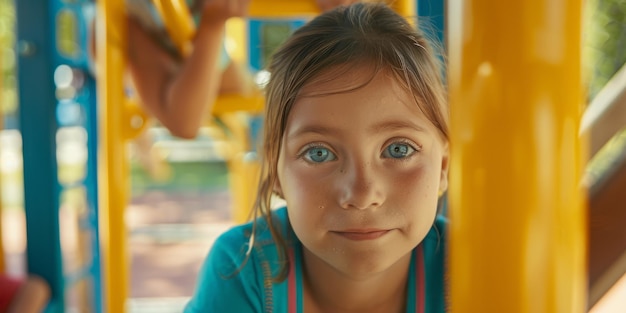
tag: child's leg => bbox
[7,275,50,313]
[0,275,22,312]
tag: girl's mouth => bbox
[332,229,391,241]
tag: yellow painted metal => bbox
[0,190,4,274]
[223,15,261,224]
[249,0,320,17]
[122,97,151,140]
[213,94,264,115]
[152,0,195,56]
[219,114,261,223]
[249,0,414,18]
[225,18,248,65]
[229,154,261,223]
[388,0,415,18]
[0,54,4,274]
[96,0,130,311]
[447,0,587,312]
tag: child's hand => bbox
[316,0,361,12]
[200,0,251,23]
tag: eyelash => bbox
[382,138,422,161]
[297,143,334,160]
[296,139,422,163]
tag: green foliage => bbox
[0,0,17,116]
[584,0,626,99]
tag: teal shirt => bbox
[184,207,447,313]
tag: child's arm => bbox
[127,0,251,139]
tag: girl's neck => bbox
[301,248,412,313]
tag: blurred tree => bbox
[0,0,17,126]
[584,0,626,99]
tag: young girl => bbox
[184,3,449,312]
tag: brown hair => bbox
[249,2,448,282]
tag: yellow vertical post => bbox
[388,0,415,18]
[0,173,4,275]
[224,19,256,224]
[96,0,129,311]
[0,54,4,274]
[249,0,319,17]
[447,0,587,312]
[219,114,261,224]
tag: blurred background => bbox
[1,0,625,312]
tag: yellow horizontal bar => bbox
[249,0,415,18]
[212,94,265,115]
[249,0,320,17]
[153,0,194,56]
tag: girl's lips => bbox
[332,230,391,241]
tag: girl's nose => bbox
[337,160,384,210]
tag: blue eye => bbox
[304,147,336,163]
[383,143,416,159]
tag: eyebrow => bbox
[287,120,426,140]
[287,125,336,140]
[368,120,427,134]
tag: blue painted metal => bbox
[16,0,102,312]
[247,19,307,149]
[248,19,307,72]
[417,0,446,49]
[417,0,448,216]
[16,0,64,311]
[81,61,104,313]
[51,0,103,312]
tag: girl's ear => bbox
[273,180,284,198]
[439,143,450,196]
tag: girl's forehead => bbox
[298,63,388,98]
[288,69,431,128]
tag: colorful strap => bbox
[288,248,297,313]
[416,244,425,313]
[288,245,425,313]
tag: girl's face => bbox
[276,65,449,279]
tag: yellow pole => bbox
[96,0,129,311]
[447,0,587,312]
[0,53,4,274]
[388,0,415,18]
[249,0,320,17]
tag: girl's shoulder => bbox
[420,214,448,313]
[210,207,291,267]
[422,214,447,252]
[185,208,291,313]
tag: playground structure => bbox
[0,0,625,312]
